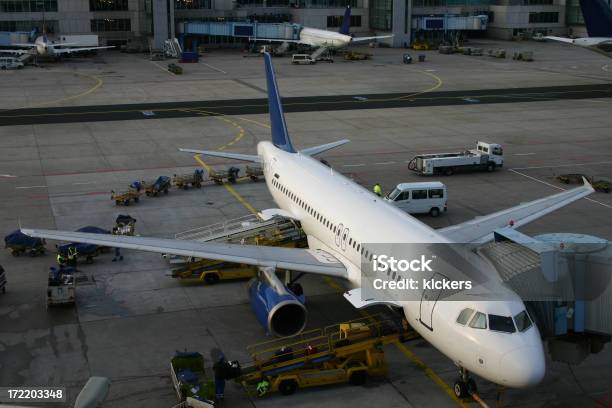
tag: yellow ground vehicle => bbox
[111,190,142,206]
[171,260,257,284]
[169,215,307,283]
[235,316,416,396]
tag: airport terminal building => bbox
[0,0,602,49]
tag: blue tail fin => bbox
[579,0,612,37]
[263,52,296,153]
[340,6,351,35]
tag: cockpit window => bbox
[514,310,533,332]
[489,315,516,333]
[456,308,474,325]
[387,188,401,201]
[468,312,487,329]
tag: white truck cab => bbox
[408,141,504,176]
[475,141,503,157]
[384,181,447,217]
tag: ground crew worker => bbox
[213,353,226,400]
[67,246,78,266]
[56,252,67,267]
[112,226,123,262]
[373,183,382,197]
[256,378,270,397]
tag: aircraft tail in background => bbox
[339,6,351,35]
[579,0,612,37]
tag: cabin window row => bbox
[271,178,375,261]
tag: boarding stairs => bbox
[18,53,33,64]
[164,38,183,58]
[311,46,330,61]
[276,41,290,55]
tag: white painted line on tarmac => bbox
[511,161,612,170]
[513,152,536,156]
[150,60,175,76]
[343,163,365,167]
[0,174,17,178]
[16,185,47,189]
[375,161,397,165]
[201,62,227,74]
[509,169,612,209]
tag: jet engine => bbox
[248,267,307,337]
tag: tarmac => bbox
[0,39,611,407]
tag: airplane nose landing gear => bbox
[453,367,477,399]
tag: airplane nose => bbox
[499,346,545,387]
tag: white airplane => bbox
[546,0,612,58]
[23,53,594,397]
[0,35,113,58]
[254,6,393,56]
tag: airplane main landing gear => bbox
[453,367,477,399]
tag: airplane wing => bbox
[544,36,575,44]
[300,139,350,156]
[251,38,307,44]
[179,140,349,163]
[21,228,348,279]
[438,179,594,244]
[0,49,31,54]
[178,148,261,163]
[53,46,114,55]
[351,35,394,43]
[12,43,36,47]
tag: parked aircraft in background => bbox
[254,6,393,58]
[0,35,113,58]
[546,0,612,58]
[23,52,594,397]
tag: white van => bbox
[384,182,447,217]
[292,54,316,65]
[0,57,24,70]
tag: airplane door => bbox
[419,272,446,330]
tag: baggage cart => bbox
[4,230,46,257]
[111,189,142,206]
[170,352,215,403]
[246,165,263,181]
[143,176,171,196]
[173,169,204,189]
[209,167,240,185]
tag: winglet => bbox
[340,6,352,35]
[579,0,612,37]
[582,176,595,193]
[263,52,296,153]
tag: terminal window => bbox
[370,0,392,31]
[0,19,58,32]
[327,15,361,28]
[528,12,558,23]
[0,0,57,12]
[90,0,128,11]
[175,0,212,9]
[90,19,131,32]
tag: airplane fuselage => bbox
[299,27,353,49]
[258,141,545,388]
[34,36,53,56]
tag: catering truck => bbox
[408,141,503,176]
